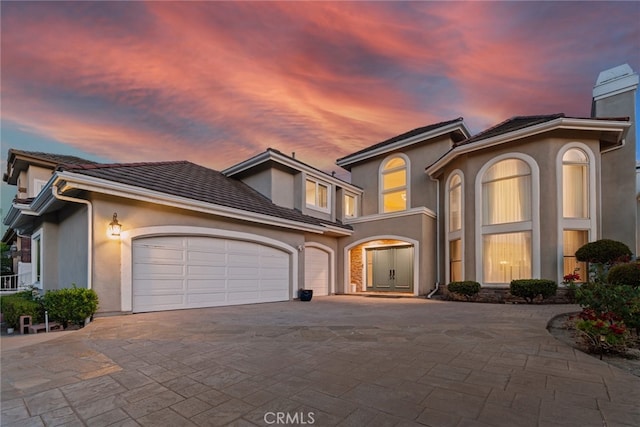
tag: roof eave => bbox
[426,118,630,176]
[337,122,471,169]
[55,171,330,234]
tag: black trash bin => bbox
[298,289,313,301]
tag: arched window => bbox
[380,156,408,213]
[449,174,462,232]
[559,146,594,282]
[447,172,463,282]
[480,158,535,283]
[562,149,589,219]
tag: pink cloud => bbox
[1,1,638,174]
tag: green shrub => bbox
[509,279,557,303]
[42,285,99,328]
[0,294,43,329]
[607,261,640,288]
[575,239,632,265]
[447,281,481,300]
[575,282,640,332]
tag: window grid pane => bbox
[383,191,406,213]
[483,232,532,283]
[563,230,588,281]
[450,239,462,282]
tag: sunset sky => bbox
[1,1,639,220]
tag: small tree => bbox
[575,239,632,283]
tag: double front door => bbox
[366,246,413,292]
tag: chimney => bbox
[592,64,638,253]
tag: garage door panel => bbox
[186,292,227,305]
[132,235,291,312]
[188,251,226,264]
[134,264,184,277]
[188,279,227,291]
[229,254,260,266]
[227,279,259,290]
[188,237,226,250]
[187,265,226,276]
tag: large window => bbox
[562,149,589,219]
[306,178,329,210]
[381,156,408,213]
[479,158,535,284]
[482,159,531,225]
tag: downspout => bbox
[51,183,93,290]
[427,175,441,299]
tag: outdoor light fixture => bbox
[107,212,122,238]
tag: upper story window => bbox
[344,193,357,217]
[562,148,589,219]
[479,157,538,284]
[32,179,48,198]
[482,159,531,225]
[449,174,462,232]
[381,155,408,213]
[306,178,329,211]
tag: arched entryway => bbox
[345,236,418,295]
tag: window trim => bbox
[556,143,597,284]
[475,153,540,285]
[32,228,43,289]
[445,170,464,283]
[305,176,331,213]
[379,153,410,214]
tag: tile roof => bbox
[8,149,98,166]
[61,161,351,231]
[336,117,465,163]
[455,114,566,146]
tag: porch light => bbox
[107,212,122,238]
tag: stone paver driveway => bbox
[2,296,639,426]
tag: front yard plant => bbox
[447,281,481,301]
[509,279,557,303]
[43,285,99,328]
[0,290,43,330]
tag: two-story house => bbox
[2,64,637,315]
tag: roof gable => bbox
[336,117,469,170]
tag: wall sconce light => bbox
[107,212,122,238]
[297,244,304,252]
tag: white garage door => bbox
[132,236,290,312]
[304,247,330,296]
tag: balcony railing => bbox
[0,272,31,293]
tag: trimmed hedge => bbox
[447,281,481,300]
[607,261,640,288]
[43,286,98,328]
[0,291,43,329]
[575,239,632,265]
[510,279,557,303]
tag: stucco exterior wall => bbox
[594,91,637,253]
[56,205,89,289]
[435,133,603,285]
[89,194,307,314]
[40,221,59,290]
